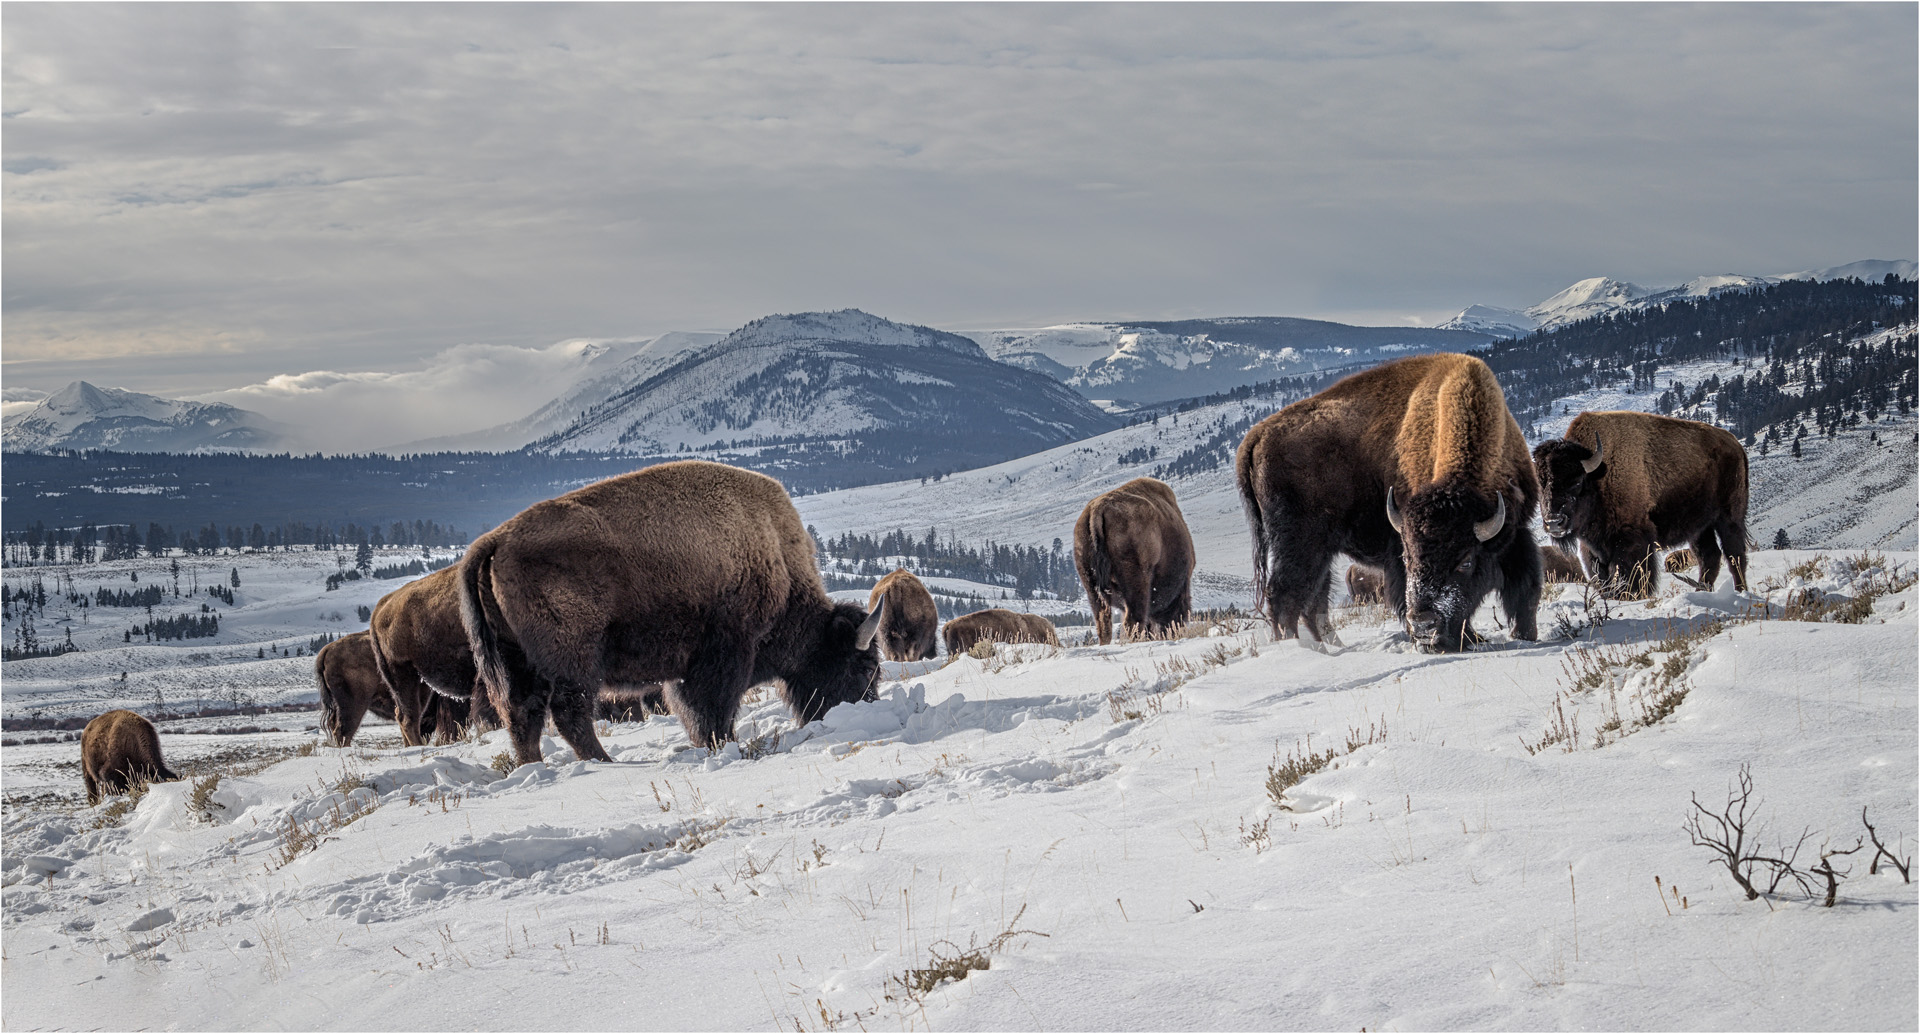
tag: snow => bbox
[4,549,1914,1030]
[2,382,288,454]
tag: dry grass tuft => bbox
[1265,719,1387,809]
[886,904,1048,1004]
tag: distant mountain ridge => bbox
[1441,260,1918,337]
[966,317,1495,407]
[1,381,287,454]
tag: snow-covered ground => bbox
[4,550,1914,1030]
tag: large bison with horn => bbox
[1532,411,1749,598]
[458,460,887,765]
[368,565,497,746]
[867,569,940,661]
[1235,353,1542,651]
[1073,477,1196,644]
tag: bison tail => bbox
[366,611,400,699]
[1084,508,1114,598]
[458,535,513,712]
[1236,449,1270,612]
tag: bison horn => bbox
[1385,485,1405,534]
[1474,493,1507,542]
[1580,435,1605,474]
[855,596,887,651]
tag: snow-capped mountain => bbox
[966,318,1495,408]
[390,332,725,453]
[1442,260,1916,337]
[1,381,287,454]
[531,309,1117,467]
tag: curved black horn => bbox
[855,596,887,651]
[1385,485,1405,534]
[1580,434,1605,474]
[1474,493,1507,542]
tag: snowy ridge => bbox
[1440,260,1914,337]
[1,382,287,454]
[531,309,1113,456]
[967,317,1493,407]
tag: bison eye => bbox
[1456,557,1475,575]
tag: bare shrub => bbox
[885,904,1047,1004]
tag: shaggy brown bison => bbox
[369,566,497,746]
[1540,544,1587,583]
[459,460,886,764]
[1532,411,1749,598]
[1345,564,1388,605]
[1074,477,1196,644]
[317,632,468,747]
[81,710,178,805]
[1235,353,1542,651]
[867,569,939,661]
[942,608,1060,655]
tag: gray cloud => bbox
[4,3,1914,400]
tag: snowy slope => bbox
[3,548,1914,1030]
[389,333,725,453]
[2,382,288,454]
[531,310,1115,456]
[967,319,1494,407]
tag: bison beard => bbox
[458,461,886,765]
[1235,353,1543,652]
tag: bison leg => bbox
[1715,519,1750,592]
[1692,531,1724,592]
[1498,533,1543,642]
[674,644,755,749]
[1089,590,1115,646]
[83,765,100,807]
[1262,519,1335,642]
[385,660,436,748]
[489,656,555,766]
[547,683,613,762]
[1122,583,1153,642]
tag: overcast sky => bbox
[4,3,1915,423]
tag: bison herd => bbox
[77,352,1752,800]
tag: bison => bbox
[459,460,886,764]
[1532,411,1749,598]
[867,569,939,661]
[1074,477,1196,644]
[1345,563,1389,605]
[942,608,1060,655]
[81,710,178,805]
[317,632,468,746]
[1540,544,1587,583]
[1236,353,1542,652]
[369,565,498,746]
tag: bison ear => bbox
[855,597,887,651]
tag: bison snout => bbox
[1405,608,1441,644]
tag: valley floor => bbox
[4,551,1915,1031]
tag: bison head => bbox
[1386,481,1511,652]
[784,599,886,724]
[1530,436,1606,543]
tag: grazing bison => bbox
[867,569,940,661]
[81,710,178,805]
[459,460,886,764]
[1236,353,1542,652]
[1074,477,1196,644]
[1540,544,1587,583]
[369,566,498,746]
[1532,411,1749,598]
[1345,564,1389,605]
[317,632,467,746]
[942,608,1060,655]
[596,684,671,722]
